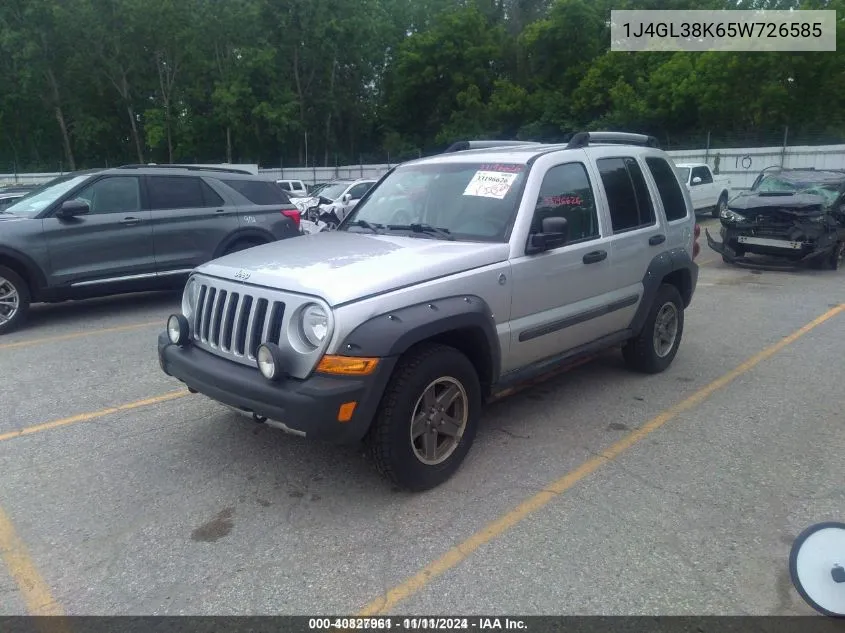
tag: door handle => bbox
[215,208,225,213]
[121,216,142,226]
[649,234,666,246]
[582,250,607,264]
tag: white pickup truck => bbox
[675,163,731,218]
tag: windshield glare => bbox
[3,175,90,216]
[342,162,527,241]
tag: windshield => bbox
[677,167,690,183]
[341,161,528,241]
[318,182,352,200]
[3,174,90,217]
[755,174,843,203]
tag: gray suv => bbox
[0,165,301,334]
[158,132,701,491]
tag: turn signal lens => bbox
[316,355,379,376]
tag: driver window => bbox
[531,163,599,243]
[73,176,141,215]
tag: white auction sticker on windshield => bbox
[463,170,518,200]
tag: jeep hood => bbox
[197,231,510,306]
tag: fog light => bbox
[167,314,190,346]
[257,343,285,381]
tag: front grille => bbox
[192,282,286,361]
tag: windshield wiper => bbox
[385,223,455,240]
[346,219,384,234]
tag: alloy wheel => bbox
[0,276,19,325]
[653,302,679,358]
[409,377,469,465]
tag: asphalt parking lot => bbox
[1,216,844,617]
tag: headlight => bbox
[720,208,747,223]
[299,303,329,348]
[182,277,201,319]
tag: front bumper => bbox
[158,332,396,444]
[706,226,837,266]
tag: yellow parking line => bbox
[0,506,64,615]
[0,390,190,444]
[357,303,845,616]
[0,320,161,352]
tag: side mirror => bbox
[341,193,351,203]
[56,199,90,218]
[527,216,568,254]
[691,176,702,185]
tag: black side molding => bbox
[518,294,639,343]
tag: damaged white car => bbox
[298,178,377,233]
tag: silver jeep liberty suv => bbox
[159,132,701,492]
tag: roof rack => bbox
[116,164,254,175]
[565,131,660,150]
[443,140,542,153]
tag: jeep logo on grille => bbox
[234,269,251,280]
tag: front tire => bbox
[0,265,31,335]
[828,241,844,271]
[713,193,728,218]
[366,343,482,492]
[622,284,684,374]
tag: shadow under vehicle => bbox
[706,167,845,270]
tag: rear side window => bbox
[646,157,688,221]
[596,157,656,233]
[147,176,223,210]
[222,179,291,205]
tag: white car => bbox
[276,179,307,197]
[299,178,377,232]
[675,163,731,218]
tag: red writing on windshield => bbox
[541,195,582,206]
[480,164,524,173]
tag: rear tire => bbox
[223,239,264,256]
[366,343,482,492]
[0,265,31,335]
[622,284,684,374]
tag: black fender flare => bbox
[628,248,698,335]
[214,228,276,258]
[339,295,502,384]
[0,245,47,297]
